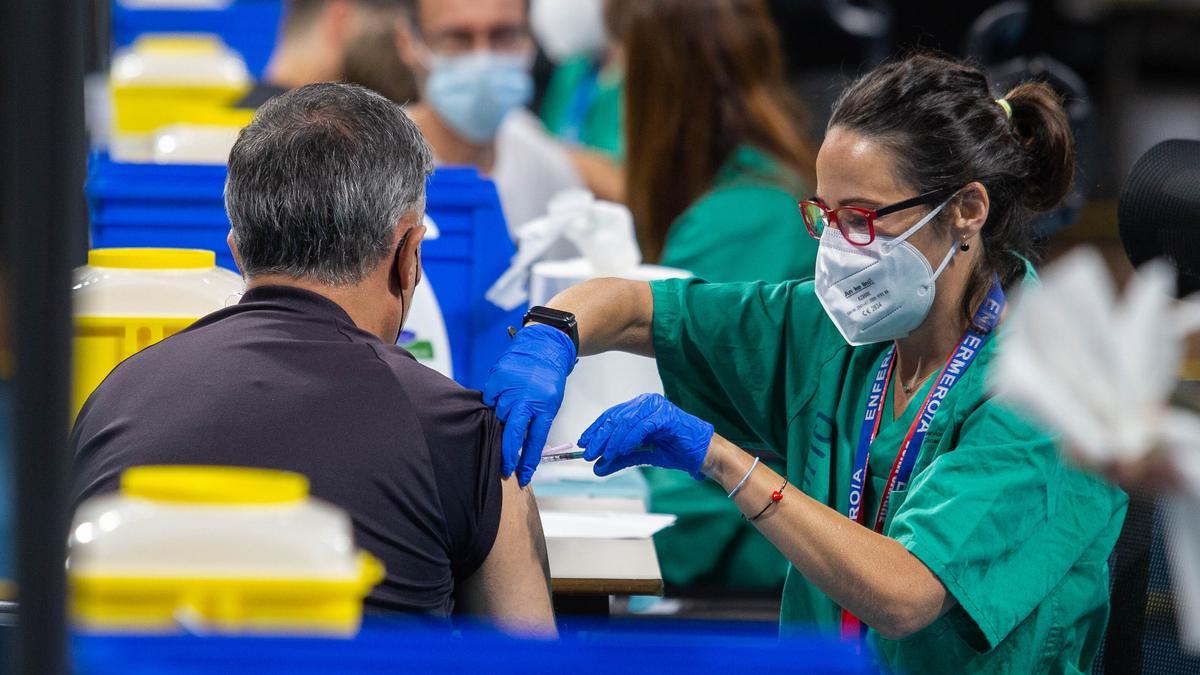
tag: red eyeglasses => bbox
[799,187,956,246]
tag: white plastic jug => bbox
[399,215,453,378]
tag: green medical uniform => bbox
[649,276,1127,673]
[539,55,623,159]
[659,145,815,284]
[647,144,815,592]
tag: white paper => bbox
[992,248,1200,470]
[486,189,641,310]
[539,510,676,539]
[991,247,1200,653]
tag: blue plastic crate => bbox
[86,153,522,391]
[111,0,284,78]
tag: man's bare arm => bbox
[456,476,557,636]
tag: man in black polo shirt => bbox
[71,83,555,634]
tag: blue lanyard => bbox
[846,277,1005,531]
[561,65,601,143]
[841,277,1005,639]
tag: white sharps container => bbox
[529,258,691,449]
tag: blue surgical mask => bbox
[426,51,533,143]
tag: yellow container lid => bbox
[122,466,309,505]
[132,34,226,56]
[88,248,216,270]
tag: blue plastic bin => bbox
[111,0,284,78]
[86,153,522,391]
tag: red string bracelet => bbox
[749,477,788,522]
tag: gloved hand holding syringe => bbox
[531,394,715,477]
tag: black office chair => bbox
[1098,492,1200,674]
[965,1,1096,239]
[1099,140,1200,674]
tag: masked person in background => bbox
[237,0,407,109]
[395,0,583,234]
[486,54,1127,672]
[532,0,628,202]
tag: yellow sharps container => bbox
[72,248,244,416]
[68,466,385,635]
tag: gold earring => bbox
[959,240,970,252]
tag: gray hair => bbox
[224,82,434,285]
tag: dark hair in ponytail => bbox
[828,53,1075,321]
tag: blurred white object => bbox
[110,34,250,87]
[529,259,689,449]
[152,124,241,164]
[531,0,607,63]
[992,246,1200,652]
[399,215,453,379]
[492,109,585,240]
[70,474,359,579]
[487,188,641,310]
[992,247,1200,470]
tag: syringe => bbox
[540,443,587,464]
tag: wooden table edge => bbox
[551,577,664,597]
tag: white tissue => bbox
[486,189,642,310]
[991,246,1200,652]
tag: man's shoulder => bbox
[367,342,495,421]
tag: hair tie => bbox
[995,98,1013,120]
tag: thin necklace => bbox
[902,370,936,395]
[900,358,939,395]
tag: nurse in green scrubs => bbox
[485,54,1127,672]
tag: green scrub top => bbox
[647,144,814,591]
[659,145,816,284]
[539,55,624,159]
[649,276,1128,673]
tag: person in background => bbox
[238,0,407,109]
[394,0,583,234]
[625,0,818,283]
[72,84,555,635]
[533,0,628,202]
[341,13,419,105]
[619,0,821,598]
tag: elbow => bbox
[871,599,941,641]
[874,615,929,641]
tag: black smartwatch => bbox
[523,306,580,354]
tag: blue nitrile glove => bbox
[483,323,577,487]
[577,393,715,480]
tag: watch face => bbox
[527,307,575,325]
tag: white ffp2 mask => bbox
[814,199,958,346]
